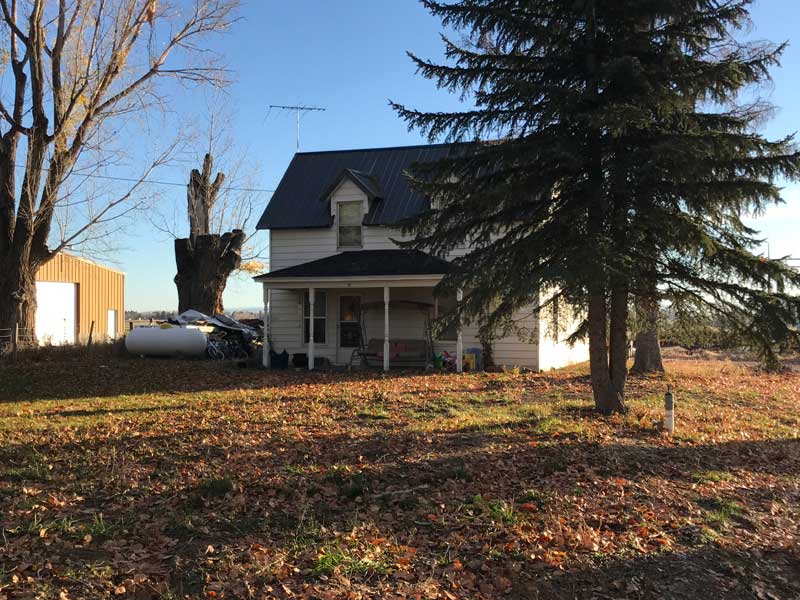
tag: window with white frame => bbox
[337,201,362,248]
[303,291,327,344]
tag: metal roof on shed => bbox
[256,143,456,230]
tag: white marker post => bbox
[664,386,675,433]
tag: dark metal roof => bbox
[345,169,383,199]
[256,143,456,229]
[254,250,451,280]
[319,168,383,204]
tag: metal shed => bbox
[35,253,125,345]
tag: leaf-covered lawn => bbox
[1,356,798,599]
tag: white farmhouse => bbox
[255,143,588,372]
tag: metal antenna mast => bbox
[268,104,326,151]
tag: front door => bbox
[337,295,361,364]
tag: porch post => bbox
[456,288,463,373]
[308,287,315,371]
[262,286,271,368]
[383,286,390,372]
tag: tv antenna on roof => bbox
[267,104,326,151]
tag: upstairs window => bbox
[338,201,362,248]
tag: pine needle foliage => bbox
[392,0,800,412]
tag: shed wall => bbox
[36,254,125,342]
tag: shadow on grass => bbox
[508,545,800,599]
[47,404,193,418]
[0,358,442,403]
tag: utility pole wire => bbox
[268,104,326,151]
[13,164,275,193]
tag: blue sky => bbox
[119,0,800,311]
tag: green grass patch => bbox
[693,470,734,484]
[518,489,550,510]
[700,497,743,530]
[196,476,234,497]
[312,544,391,577]
[472,494,519,525]
[3,448,51,482]
[312,546,348,575]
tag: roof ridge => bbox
[296,142,460,156]
[56,252,126,276]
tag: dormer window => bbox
[337,201,362,248]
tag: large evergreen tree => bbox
[392,0,800,413]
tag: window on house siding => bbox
[338,201,362,248]
[303,291,327,344]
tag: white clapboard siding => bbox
[270,229,339,271]
[492,306,539,370]
[537,306,590,371]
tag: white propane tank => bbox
[125,326,207,357]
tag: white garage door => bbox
[35,282,77,345]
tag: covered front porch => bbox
[255,250,465,372]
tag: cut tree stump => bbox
[174,230,244,315]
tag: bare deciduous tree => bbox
[0,0,238,337]
[174,152,245,314]
[157,93,266,314]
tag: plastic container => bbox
[463,353,476,371]
[466,347,482,370]
[125,326,207,357]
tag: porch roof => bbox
[254,250,451,288]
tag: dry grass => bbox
[0,357,798,599]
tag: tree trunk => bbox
[0,257,38,343]
[478,330,494,370]
[607,283,628,411]
[173,153,242,316]
[631,296,664,374]
[188,154,225,238]
[174,229,244,315]
[587,291,615,414]
[582,2,627,415]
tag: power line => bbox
[14,164,275,193]
[268,104,326,151]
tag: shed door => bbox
[35,282,77,345]
[107,310,117,340]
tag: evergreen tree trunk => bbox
[632,294,664,373]
[478,329,494,370]
[608,283,628,410]
[588,290,614,413]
